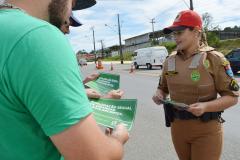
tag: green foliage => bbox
[77,50,87,55]
[160,42,176,54]
[206,31,220,48]
[151,39,159,46]
[103,52,133,61]
[217,38,240,55]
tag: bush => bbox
[160,42,176,54]
[217,38,240,55]
[103,52,133,61]
[207,32,220,48]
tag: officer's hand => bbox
[86,88,101,99]
[83,73,100,84]
[109,124,129,145]
[152,89,164,105]
[103,89,124,99]
[187,103,207,117]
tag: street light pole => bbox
[190,0,194,10]
[117,14,123,64]
[150,18,156,44]
[99,40,104,58]
[91,27,97,63]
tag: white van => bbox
[132,46,168,69]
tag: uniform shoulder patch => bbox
[229,79,240,91]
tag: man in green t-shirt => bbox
[60,12,124,100]
[0,0,129,160]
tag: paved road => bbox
[81,63,240,160]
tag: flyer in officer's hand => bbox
[160,98,189,111]
[90,98,137,131]
[85,72,120,94]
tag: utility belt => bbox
[163,102,225,127]
[173,109,224,122]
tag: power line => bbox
[181,0,190,9]
[154,0,182,20]
[212,17,240,25]
[104,24,118,33]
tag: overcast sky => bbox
[66,0,240,52]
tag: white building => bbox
[124,30,174,53]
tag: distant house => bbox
[218,31,240,40]
[123,30,173,53]
[111,51,119,57]
[124,33,151,53]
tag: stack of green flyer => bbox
[85,72,120,94]
[90,98,137,131]
[160,98,189,110]
[86,72,137,130]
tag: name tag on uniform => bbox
[165,71,178,76]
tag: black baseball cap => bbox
[70,14,82,27]
[72,0,97,10]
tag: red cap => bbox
[163,10,202,34]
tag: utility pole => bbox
[190,0,194,10]
[117,14,123,64]
[99,40,104,58]
[91,27,97,63]
[150,18,156,45]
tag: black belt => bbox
[173,109,224,122]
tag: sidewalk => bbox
[88,61,133,65]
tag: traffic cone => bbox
[110,62,113,71]
[96,59,104,70]
[129,64,134,73]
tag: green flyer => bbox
[85,73,120,94]
[90,98,137,130]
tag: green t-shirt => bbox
[0,9,92,160]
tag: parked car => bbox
[132,46,168,70]
[225,48,240,74]
[78,58,87,66]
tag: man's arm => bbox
[51,114,128,160]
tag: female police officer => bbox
[152,10,239,160]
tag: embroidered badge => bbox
[204,60,210,69]
[229,79,239,91]
[191,70,201,82]
[222,60,230,66]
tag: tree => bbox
[77,50,87,55]
[109,45,120,51]
[223,26,240,32]
[202,12,213,32]
[207,31,220,48]
[201,12,220,47]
